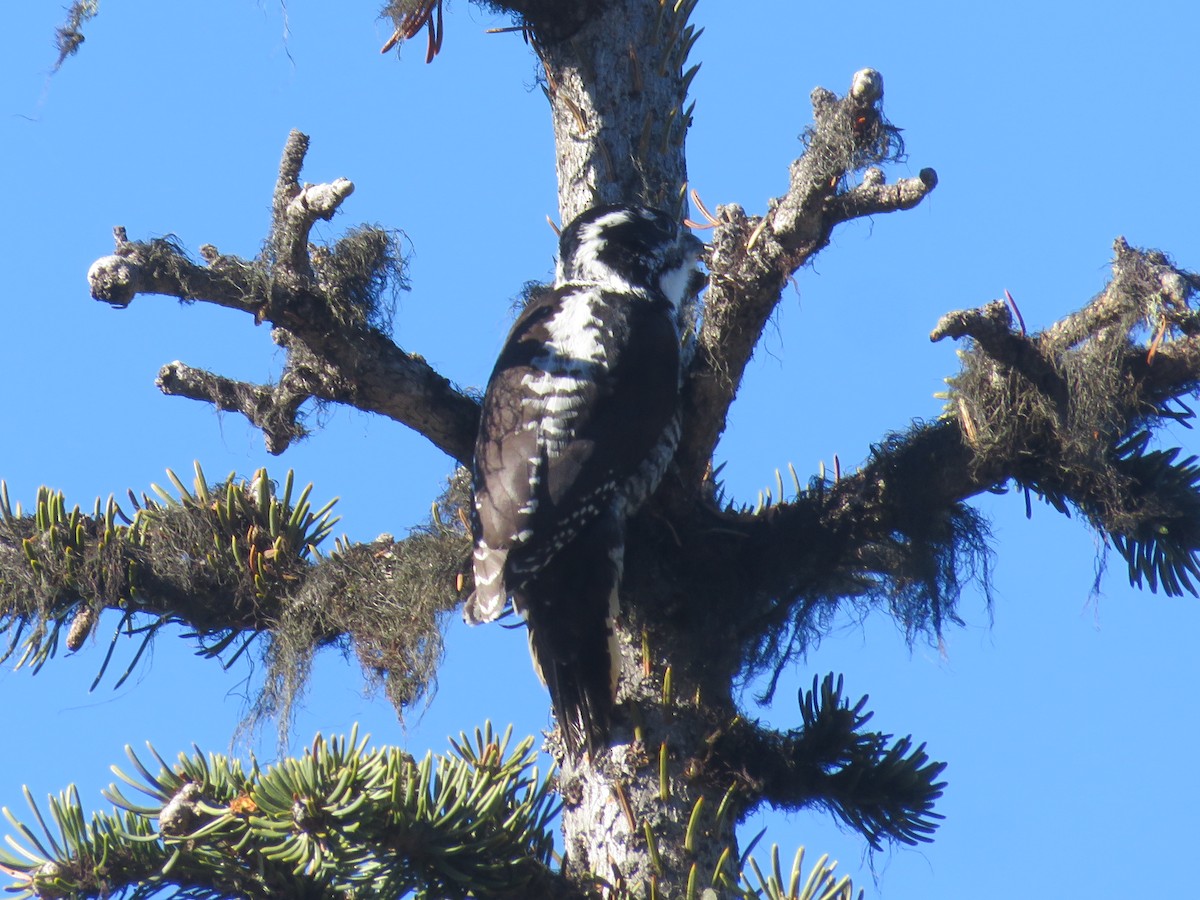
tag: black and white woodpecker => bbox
[466,205,706,758]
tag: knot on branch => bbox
[933,240,1200,593]
[87,253,140,308]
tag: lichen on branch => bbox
[934,239,1200,594]
[0,465,471,735]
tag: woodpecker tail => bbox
[520,532,622,759]
[465,542,508,624]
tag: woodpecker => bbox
[466,205,704,757]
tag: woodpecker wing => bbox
[468,283,680,621]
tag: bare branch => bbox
[88,234,258,314]
[277,325,480,463]
[825,166,939,225]
[268,130,355,294]
[676,71,937,487]
[931,300,1063,395]
[156,362,311,454]
[87,132,481,464]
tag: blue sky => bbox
[2,1,1198,896]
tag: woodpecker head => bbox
[556,205,706,310]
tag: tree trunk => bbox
[539,0,694,224]
[534,3,735,893]
[556,610,742,895]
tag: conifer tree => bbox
[2,2,1197,897]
